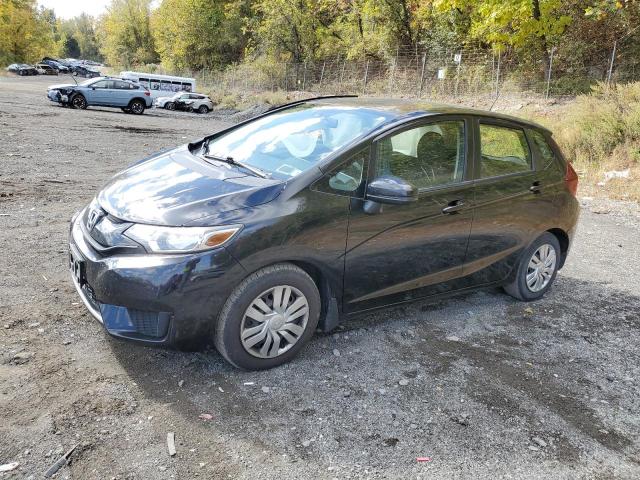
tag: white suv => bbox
[155,92,214,114]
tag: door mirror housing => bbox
[366,176,418,205]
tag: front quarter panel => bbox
[224,185,351,307]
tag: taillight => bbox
[565,162,579,197]
[144,90,151,96]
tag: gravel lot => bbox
[1,75,639,479]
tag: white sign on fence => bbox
[437,68,447,80]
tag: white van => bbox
[119,71,196,99]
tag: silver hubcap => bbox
[526,244,557,292]
[132,103,143,113]
[240,285,309,358]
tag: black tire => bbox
[121,107,131,113]
[214,263,321,370]
[503,232,561,301]
[198,105,209,114]
[128,99,145,115]
[165,102,175,111]
[70,94,87,110]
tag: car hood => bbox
[48,83,76,90]
[97,146,285,226]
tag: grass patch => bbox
[526,82,640,202]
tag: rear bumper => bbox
[69,213,247,348]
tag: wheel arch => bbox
[288,260,342,332]
[546,228,569,268]
[128,96,147,106]
[237,257,343,333]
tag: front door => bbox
[86,79,113,105]
[343,117,474,313]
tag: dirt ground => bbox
[1,75,639,479]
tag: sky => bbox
[38,0,111,19]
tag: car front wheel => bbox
[71,94,87,109]
[214,263,321,370]
[504,232,561,301]
[165,102,175,110]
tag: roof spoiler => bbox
[265,94,358,113]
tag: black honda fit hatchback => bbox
[69,96,580,369]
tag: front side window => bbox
[479,124,531,178]
[91,80,111,89]
[205,105,392,180]
[374,120,466,189]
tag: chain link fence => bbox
[162,40,639,102]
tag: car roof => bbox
[303,96,549,133]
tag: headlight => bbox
[123,224,242,253]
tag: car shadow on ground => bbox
[106,274,640,468]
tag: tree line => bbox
[1,0,638,78]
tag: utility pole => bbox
[607,40,617,86]
[545,46,555,99]
[418,53,427,97]
[362,59,369,95]
[454,52,462,97]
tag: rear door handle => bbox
[530,181,542,193]
[442,200,465,215]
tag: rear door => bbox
[343,116,474,312]
[462,119,549,286]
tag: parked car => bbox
[35,63,58,75]
[41,57,70,73]
[68,96,580,370]
[72,65,100,78]
[6,63,38,76]
[47,77,152,114]
[156,92,213,113]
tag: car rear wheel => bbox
[214,263,320,370]
[503,232,561,301]
[71,94,87,110]
[129,99,145,115]
[198,105,209,114]
[165,102,175,110]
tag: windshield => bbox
[205,104,392,179]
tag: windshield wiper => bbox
[202,152,270,179]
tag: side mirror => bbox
[366,175,418,205]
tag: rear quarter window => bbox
[530,129,563,173]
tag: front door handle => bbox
[442,200,465,215]
[530,181,542,193]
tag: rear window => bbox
[479,123,531,178]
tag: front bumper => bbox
[47,90,68,104]
[68,213,246,348]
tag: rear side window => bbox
[479,124,531,178]
[530,130,561,172]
